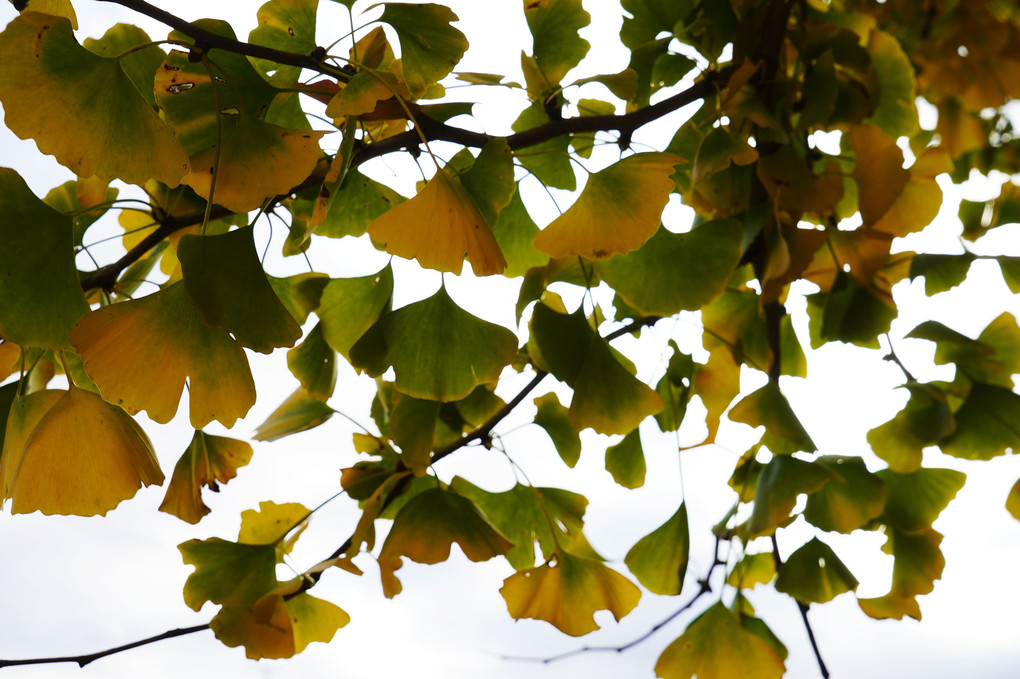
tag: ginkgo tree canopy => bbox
[1,0,1019,677]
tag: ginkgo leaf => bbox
[314,169,405,238]
[492,188,550,278]
[83,23,164,108]
[458,138,515,226]
[1007,477,1020,521]
[858,527,944,621]
[254,388,335,442]
[655,602,785,679]
[745,456,832,537]
[511,100,576,190]
[350,286,518,402]
[379,3,468,97]
[624,502,689,595]
[388,392,440,475]
[377,487,514,597]
[533,153,681,259]
[533,393,582,467]
[43,177,119,247]
[0,169,89,351]
[729,382,816,455]
[159,431,254,524]
[0,13,189,185]
[267,272,329,327]
[727,552,776,589]
[775,537,858,604]
[694,347,741,442]
[865,29,918,138]
[803,456,886,533]
[1,386,163,516]
[317,266,394,360]
[877,467,965,533]
[326,70,399,118]
[180,537,278,612]
[248,0,319,87]
[287,323,336,401]
[529,303,663,434]
[605,429,646,489]
[368,169,507,276]
[239,501,310,560]
[182,117,325,213]
[525,0,591,86]
[867,383,956,472]
[500,551,640,636]
[596,220,743,316]
[71,282,256,429]
[178,226,302,353]
[450,478,600,570]
[940,383,1020,460]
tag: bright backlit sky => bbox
[2,1,1020,678]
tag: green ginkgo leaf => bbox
[286,323,337,401]
[654,602,785,679]
[248,0,320,86]
[254,388,335,442]
[0,169,89,351]
[315,169,405,238]
[511,100,576,190]
[877,467,965,533]
[458,138,515,226]
[803,456,886,533]
[388,392,440,475]
[0,13,189,185]
[267,272,329,326]
[159,431,254,524]
[326,70,399,118]
[624,502,689,595]
[858,527,944,621]
[500,550,640,637]
[775,537,858,604]
[350,286,518,402]
[729,382,816,455]
[492,187,551,278]
[1,386,164,516]
[317,266,394,359]
[596,220,743,316]
[745,456,832,537]
[83,23,165,108]
[606,428,646,489]
[178,226,302,353]
[867,383,956,472]
[533,393,582,467]
[533,153,681,259]
[529,303,663,435]
[377,487,513,597]
[525,0,591,86]
[939,383,1020,460]
[379,3,468,97]
[865,29,918,138]
[71,282,256,429]
[727,552,776,589]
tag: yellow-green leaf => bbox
[159,431,254,524]
[350,286,518,402]
[858,527,944,621]
[745,456,832,537]
[239,501,311,559]
[0,14,189,185]
[378,487,514,597]
[865,29,918,138]
[317,266,394,360]
[1,387,163,516]
[71,282,256,429]
[368,169,507,275]
[500,550,640,636]
[803,455,886,533]
[379,3,468,97]
[533,393,581,467]
[775,537,858,603]
[729,382,816,455]
[0,169,89,350]
[654,602,785,679]
[624,502,689,595]
[248,0,319,87]
[326,70,398,118]
[533,153,681,259]
[606,428,646,488]
[525,0,591,87]
[286,323,336,401]
[877,467,965,533]
[727,552,776,589]
[179,226,302,353]
[253,388,335,442]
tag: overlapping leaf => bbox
[533,153,681,259]
[1,386,163,516]
[350,286,517,401]
[0,169,89,350]
[0,14,189,185]
[379,3,468,97]
[71,282,256,429]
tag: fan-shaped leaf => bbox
[625,502,689,595]
[159,431,254,524]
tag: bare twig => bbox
[0,624,210,669]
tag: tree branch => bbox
[95,0,346,79]
[0,624,210,669]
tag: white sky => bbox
[2,1,1020,678]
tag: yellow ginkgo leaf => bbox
[500,551,641,636]
[70,282,256,429]
[367,169,507,276]
[533,152,681,259]
[1,386,164,516]
[158,431,254,524]
[183,117,325,213]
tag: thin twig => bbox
[882,334,916,383]
[0,624,210,669]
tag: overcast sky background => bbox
[2,1,1020,677]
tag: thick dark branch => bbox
[0,624,210,669]
[95,0,345,79]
